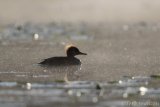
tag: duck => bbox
[39,45,87,67]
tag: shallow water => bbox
[0,23,160,106]
[0,76,160,107]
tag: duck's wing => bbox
[38,57,81,66]
[38,57,62,66]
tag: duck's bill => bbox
[79,52,87,55]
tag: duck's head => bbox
[65,45,87,57]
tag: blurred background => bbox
[0,0,160,25]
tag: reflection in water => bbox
[39,45,87,81]
[41,65,81,81]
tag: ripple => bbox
[0,76,159,106]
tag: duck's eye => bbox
[74,49,80,53]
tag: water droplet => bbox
[26,83,32,90]
[76,91,81,97]
[119,80,123,84]
[139,86,148,96]
[33,33,39,40]
[68,90,73,95]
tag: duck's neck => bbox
[67,55,75,58]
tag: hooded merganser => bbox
[39,45,87,66]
